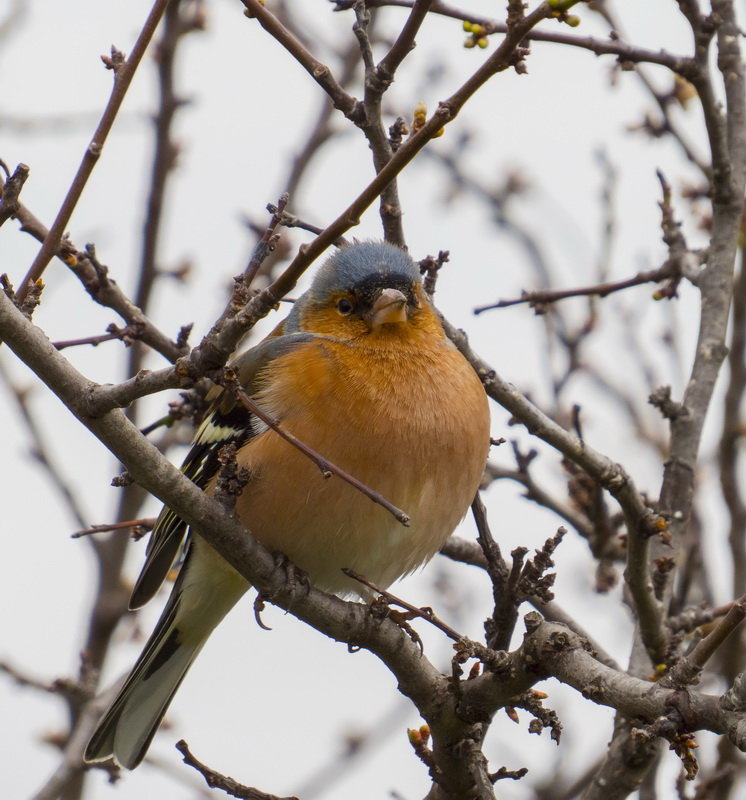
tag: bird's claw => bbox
[270,551,311,608]
[369,596,424,653]
[253,554,311,630]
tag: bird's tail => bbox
[85,548,247,770]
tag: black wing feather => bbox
[129,405,256,610]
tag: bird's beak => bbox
[368,288,408,328]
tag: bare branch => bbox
[17,0,171,301]
[176,740,299,800]
[0,189,186,362]
[662,593,746,688]
[0,161,29,227]
[474,263,679,315]
[337,0,694,71]
[440,318,668,660]
[190,1,563,375]
[241,0,363,122]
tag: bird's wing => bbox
[128,331,319,610]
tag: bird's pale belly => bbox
[233,423,478,596]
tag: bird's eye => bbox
[337,298,355,315]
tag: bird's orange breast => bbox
[231,324,490,595]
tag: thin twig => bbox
[241,0,362,122]
[242,194,289,290]
[270,206,350,246]
[71,517,155,539]
[192,0,561,374]
[335,0,693,72]
[474,264,678,314]
[377,0,435,80]
[661,593,746,688]
[176,740,299,800]
[0,190,185,362]
[53,323,144,351]
[17,0,171,301]
[342,568,463,641]
[0,161,29,227]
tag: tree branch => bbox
[17,0,171,301]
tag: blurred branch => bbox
[0,160,29,227]
[473,263,681,314]
[0,0,25,44]
[0,356,89,531]
[31,683,121,800]
[293,701,412,798]
[176,740,300,800]
[0,661,58,694]
[68,10,205,800]
[0,182,187,363]
[484,458,596,543]
[16,0,171,302]
[282,32,361,201]
[592,2,710,178]
[125,0,205,401]
[441,317,668,661]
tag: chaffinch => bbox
[84,241,490,769]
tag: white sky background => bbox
[0,1,735,798]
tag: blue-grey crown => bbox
[311,241,420,301]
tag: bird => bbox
[84,240,491,770]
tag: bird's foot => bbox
[271,551,312,601]
[369,597,424,653]
[253,553,311,630]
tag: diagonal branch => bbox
[377,0,435,80]
[0,189,186,362]
[16,0,171,302]
[229,382,411,525]
[440,317,668,662]
[0,161,29,227]
[241,0,363,123]
[338,0,694,71]
[191,0,564,374]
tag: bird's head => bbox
[291,242,437,342]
